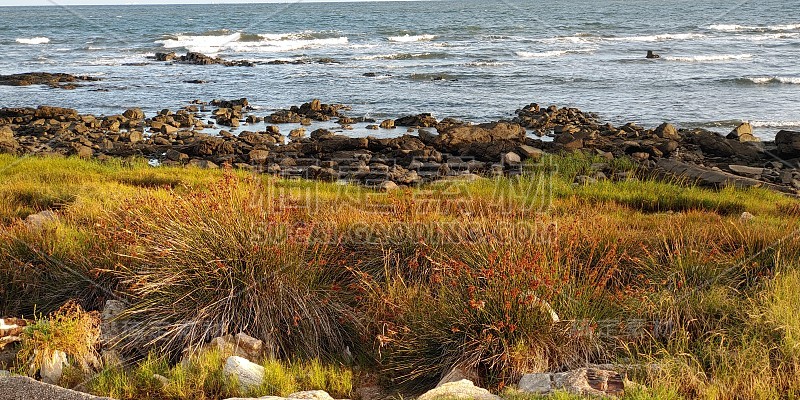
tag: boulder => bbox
[122,108,145,120]
[248,149,270,164]
[517,145,543,160]
[380,119,396,129]
[99,300,126,348]
[654,123,680,140]
[518,373,552,394]
[727,122,758,142]
[437,122,526,151]
[776,130,800,157]
[223,356,264,392]
[501,151,521,165]
[0,126,19,154]
[688,130,761,160]
[395,113,438,127]
[417,379,500,400]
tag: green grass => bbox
[2,153,800,399]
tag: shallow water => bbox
[1,0,799,139]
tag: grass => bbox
[1,153,800,399]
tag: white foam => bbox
[614,33,705,42]
[709,23,800,32]
[664,54,753,62]
[746,76,800,84]
[16,37,50,45]
[750,120,800,128]
[156,31,348,54]
[516,48,594,58]
[387,34,435,42]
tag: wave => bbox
[516,48,594,58]
[709,23,800,32]
[465,59,510,67]
[156,31,348,54]
[664,54,753,62]
[613,33,705,42]
[738,76,800,85]
[749,120,800,128]
[16,37,50,45]
[356,52,448,60]
[387,34,435,42]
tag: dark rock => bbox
[0,72,99,89]
[688,130,762,160]
[646,50,660,59]
[122,108,145,120]
[776,130,800,157]
[436,122,526,152]
[395,113,438,128]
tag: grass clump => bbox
[109,172,360,361]
[16,301,100,375]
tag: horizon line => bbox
[0,0,432,6]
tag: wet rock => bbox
[380,119,396,129]
[156,52,254,67]
[0,72,99,89]
[395,113,438,128]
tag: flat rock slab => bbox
[417,379,500,400]
[0,376,114,400]
[655,159,788,193]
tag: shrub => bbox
[109,173,360,361]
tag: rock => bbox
[165,149,189,162]
[518,373,552,394]
[501,151,521,165]
[0,375,114,400]
[728,164,763,177]
[688,130,762,160]
[438,122,526,149]
[122,108,145,120]
[249,149,270,164]
[287,390,335,400]
[153,374,169,386]
[740,212,755,222]
[0,73,99,89]
[776,130,800,157]
[395,113,438,128]
[517,145,543,160]
[99,300,126,348]
[377,181,399,192]
[380,119,396,129]
[0,126,18,154]
[71,144,94,159]
[223,356,264,392]
[0,370,9,377]
[289,128,306,139]
[24,210,57,229]
[654,123,680,140]
[437,366,480,388]
[155,52,177,61]
[727,122,758,142]
[655,159,783,191]
[39,350,68,384]
[575,175,598,185]
[646,50,660,59]
[551,368,625,397]
[417,379,500,400]
[188,159,218,169]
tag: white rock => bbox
[518,373,552,394]
[740,212,755,222]
[417,379,500,400]
[223,356,265,392]
[24,210,57,229]
[0,319,19,331]
[288,390,335,400]
[40,350,68,384]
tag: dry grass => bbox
[1,154,800,399]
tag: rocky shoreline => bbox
[0,95,798,194]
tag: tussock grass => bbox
[1,154,800,399]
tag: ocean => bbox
[1,0,799,139]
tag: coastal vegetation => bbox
[1,153,799,399]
